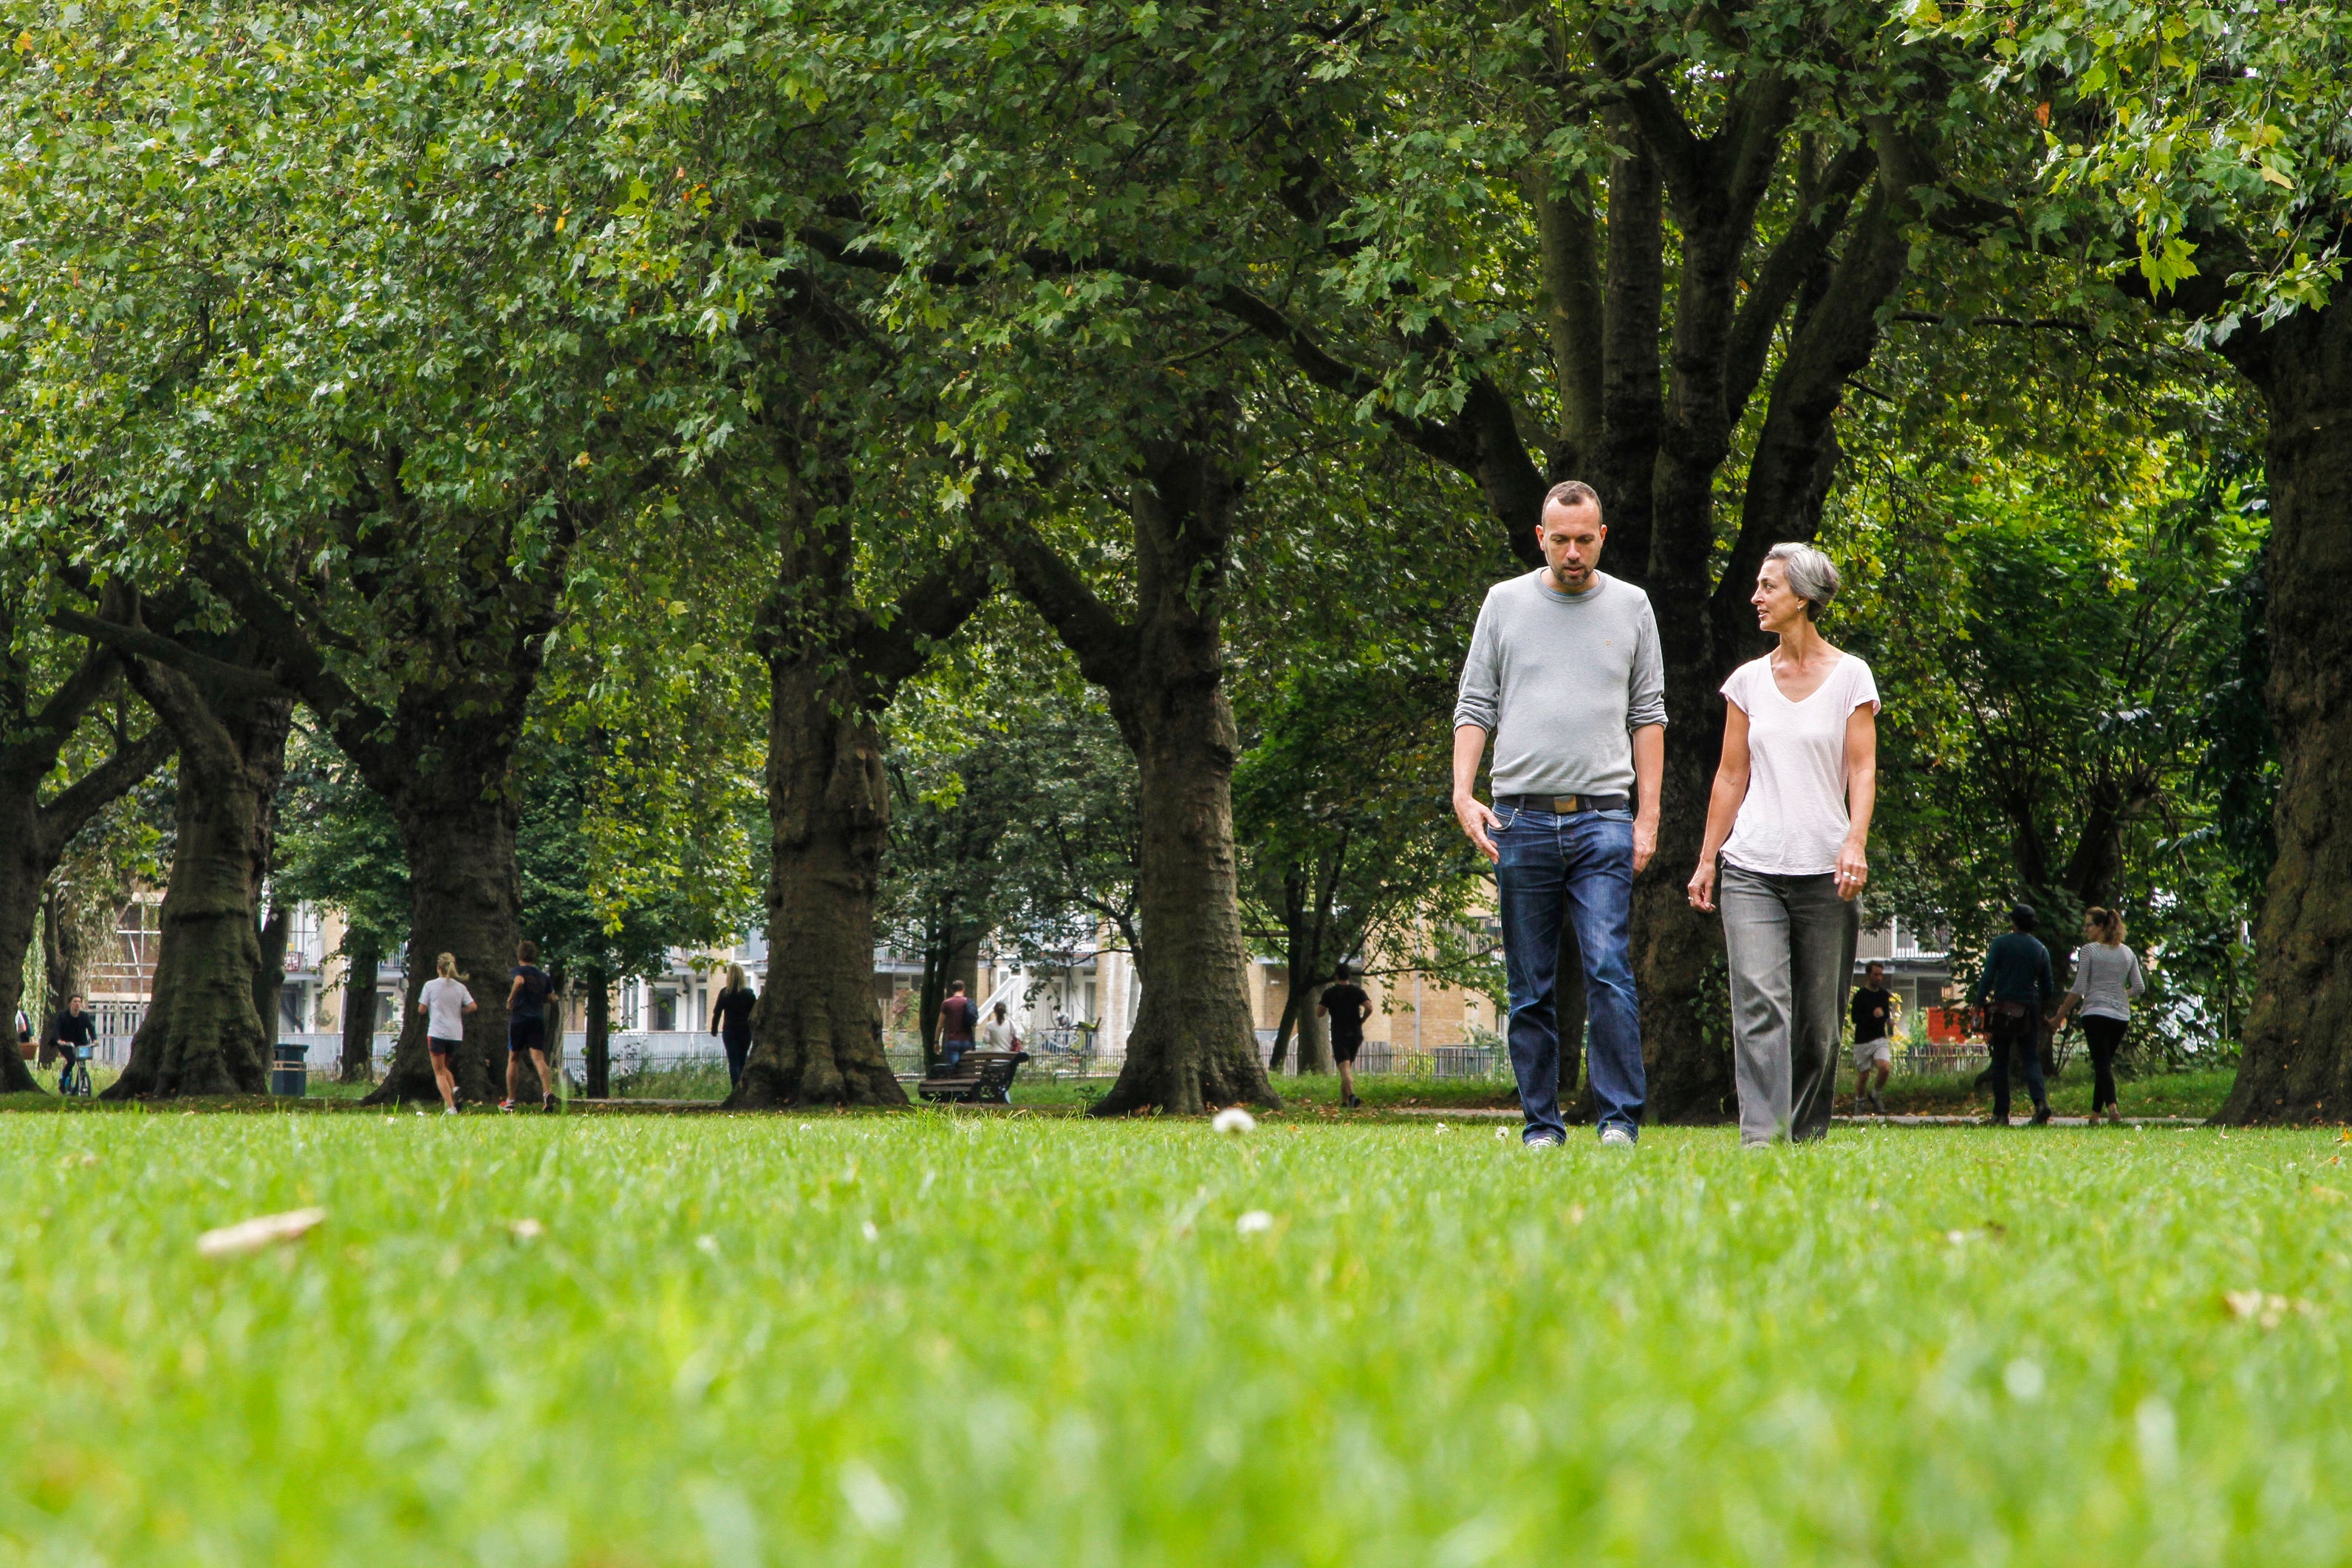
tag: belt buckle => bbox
[1553,794,1582,814]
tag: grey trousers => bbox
[1720,862,1858,1145]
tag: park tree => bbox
[0,595,171,1093]
[94,600,293,1098]
[1940,1,2352,1120]
[8,1,702,1102]
[841,0,2064,1117]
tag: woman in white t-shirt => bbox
[416,951,477,1115]
[2048,905,2144,1123]
[1687,543,1879,1146]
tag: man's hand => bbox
[1632,812,1658,874]
[1454,792,1500,861]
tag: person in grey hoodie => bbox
[1452,480,1665,1149]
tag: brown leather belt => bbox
[1494,793,1630,815]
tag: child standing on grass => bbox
[419,953,476,1115]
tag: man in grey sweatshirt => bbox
[1452,480,1666,1147]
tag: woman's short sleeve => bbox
[1719,660,1754,714]
[1846,657,1881,715]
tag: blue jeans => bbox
[941,1038,971,1069]
[1495,805,1645,1141]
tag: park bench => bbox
[916,1050,1026,1105]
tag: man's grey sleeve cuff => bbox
[1452,703,1495,731]
[1627,707,1668,730]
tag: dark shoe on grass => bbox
[2030,1106,2051,1126]
[543,1093,558,1113]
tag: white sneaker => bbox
[1599,1126,1636,1148]
[1523,1130,1565,1149]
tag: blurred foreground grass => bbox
[3,1111,2348,1565]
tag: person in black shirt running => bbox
[505,941,561,1112]
[1850,960,1897,1114]
[710,964,758,1087]
[1318,965,1374,1109]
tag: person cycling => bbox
[54,995,97,1096]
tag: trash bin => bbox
[270,1040,308,1098]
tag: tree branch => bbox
[49,610,287,699]
[35,724,174,860]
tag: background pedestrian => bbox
[418,954,475,1115]
[2049,906,2144,1123]
[1971,905,2056,1126]
[1317,965,1373,1109]
[711,964,758,1087]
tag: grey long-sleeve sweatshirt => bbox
[1453,569,1668,798]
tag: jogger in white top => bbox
[417,951,477,1114]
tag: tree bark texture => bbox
[339,928,382,1083]
[374,792,525,1106]
[106,654,292,1099]
[997,425,1279,1115]
[730,645,906,1108]
[584,963,611,1098]
[2215,299,2352,1123]
[725,427,992,1109]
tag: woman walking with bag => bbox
[2048,906,2144,1123]
[1687,544,1878,1146]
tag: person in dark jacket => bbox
[1971,905,2056,1126]
[710,964,758,1088]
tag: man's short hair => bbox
[68,993,83,1004]
[1865,960,1885,973]
[948,980,965,993]
[2009,903,2037,931]
[1541,480,1603,524]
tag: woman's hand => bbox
[1686,859,1718,913]
[1835,836,1868,901]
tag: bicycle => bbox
[58,1044,93,1098]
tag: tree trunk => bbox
[1295,982,1336,1075]
[367,792,524,1106]
[339,929,382,1083]
[0,622,169,1094]
[584,962,611,1098]
[106,671,291,1099]
[1086,436,1277,1117]
[0,848,44,1093]
[727,650,906,1109]
[2216,300,2352,1123]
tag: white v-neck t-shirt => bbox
[1719,651,1880,877]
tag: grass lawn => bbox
[5,1109,2348,1564]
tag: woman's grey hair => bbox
[1765,541,1842,620]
